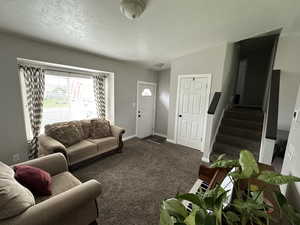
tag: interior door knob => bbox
[179,114,182,117]
[138,115,141,118]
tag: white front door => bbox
[176,76,209,150]
[137,82,156,138]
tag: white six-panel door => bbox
[176,76,210,150]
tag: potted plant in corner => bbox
[160,150,300,225]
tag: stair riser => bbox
[224,111,263,122]
[222,119,263,131]
[219,126,262,141]
[216,136,260,151]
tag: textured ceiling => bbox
[0,0,300,70]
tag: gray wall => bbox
[281,85,300,210]
[275,35,300,208]
[275,35,300,131]
[167,44,228,141]
[0,32,157,164]
[155,69,170,136]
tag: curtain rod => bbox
[17,58,112,77]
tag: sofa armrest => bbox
[39,135,66,154]
[111,125,125,150]
[39,134,68,159]
[111,125,125,138]
[6,180,102,225]
[14,153,68,176]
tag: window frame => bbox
[19,61,114,141]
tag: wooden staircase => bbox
[210,105,264,161]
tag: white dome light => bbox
[120,0,146,20]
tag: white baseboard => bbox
[154,133,167,138]
[166,139,176,144]
[123,135,136,141]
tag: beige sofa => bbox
[39,120,125,168]
[0,153,101,225]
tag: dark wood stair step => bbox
[224,111,264,122]
[219,125,262,141]
[222,118,263,131]
[216,134,261,151]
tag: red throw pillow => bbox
[14,165,52,196]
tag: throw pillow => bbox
[0,162,35,220]
[47,124,82,147]
[81,120,92,139]
[90,119,112,139]
[14,165,52,196]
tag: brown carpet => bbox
[73,138,203,225]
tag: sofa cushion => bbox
[80,120,92,139]
[14,165,52,196]
[87,137,118,153]
[67,140,98,165]
[90,119,112,139]
[45,121,84,140]
[47,124,82,147]
[0,162,35,220]
[35,172,81,204]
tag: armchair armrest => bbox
[14,153,68,176]
[7,180,102,225]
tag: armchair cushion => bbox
[47,124,82,147]
[14,165,52,196]
[35,171,81,204]
[0,162,35,220]
[90,119,112,139]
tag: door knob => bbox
[178,114,182,117]
[138,115,141,118]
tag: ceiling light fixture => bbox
[120,0,146,20]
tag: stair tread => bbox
[217,133,261,144]
[220,124,262,134]
[223,118,263,125]
[212,142,259,161]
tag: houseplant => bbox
[160,150,300,225]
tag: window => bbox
[142,88,152,96]
[19,59,115,140]
[42,74,97,130]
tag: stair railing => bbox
[259,70,281,165]
[202,92,222,162]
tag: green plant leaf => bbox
[184,209,197,225]
[163,199,189,218]
[273,191,300,225]
[211,159,239,168]
[217,153,226,161]
[225,211,240,223]
[257,171,300,185]
[239,150,259,178]
[176,193,204,208]
[160,208,174,225]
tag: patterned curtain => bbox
[93,74,106,118]
[19,65,45,159]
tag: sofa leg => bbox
[117,147,122,153]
